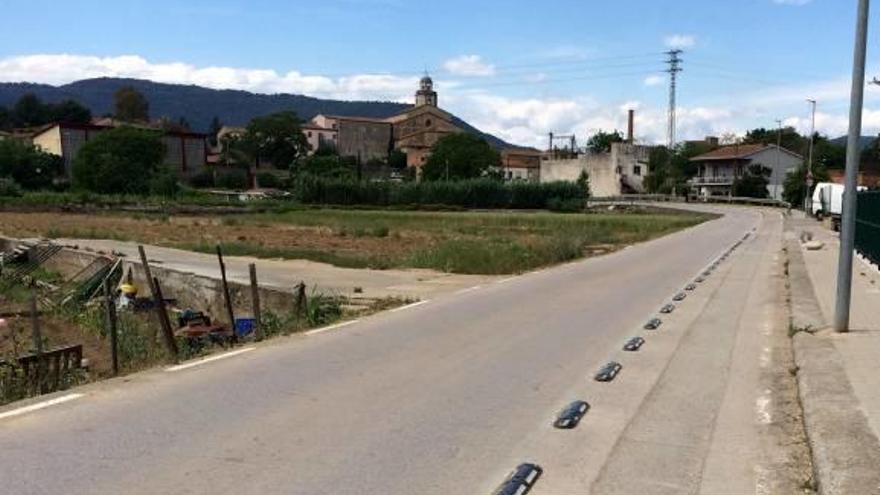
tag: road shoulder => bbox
[784,216,880,494]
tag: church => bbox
[310,75,464,168]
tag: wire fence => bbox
[856,191,880,266]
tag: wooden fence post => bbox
[29,288,44,394]
[152,277,178,362]
[216,245,236,343]
[103,280,119,376]
[138,245,160,344]
[249,263,263,341]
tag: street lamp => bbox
[806,99,817,211]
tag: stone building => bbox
[310,75,464,169]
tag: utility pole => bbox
[835,0,870,333]
[665,50,683,150]
[806,99,817,211]
[775,119,783,200]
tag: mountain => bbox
[0,77,514,148]
[831,135,876,150]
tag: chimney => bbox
[627,109,635,144]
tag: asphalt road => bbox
[0,206,786,495]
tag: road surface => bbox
[0,206,807,494]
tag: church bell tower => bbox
[415,74,437,107]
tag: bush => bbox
[0,139,63,190]
[215,169,249,190]
[0,177,23,197]
[187,170,215,189]
[256,171,282,189]
[72,126,166,195]
[291,178,586,210]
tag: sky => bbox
[1,0,880,148]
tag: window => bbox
[633,165,641,176]
[425,119,432,127]
[307,132,312,138]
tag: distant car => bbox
[623,336,645,351]
[644,318,662,330]
[595,361,623,382]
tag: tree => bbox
[208,116,222,147]
[241,111,309,170]
[46,100,91,123]
[784,162,830,206]
[421,133,501,181]
[576,169,591,197]
[72,127,167,195]
[0,106,11,129]
[731,164,771,198]
[13,93,47,127]
[586,130,624,154]
[0,139,63,190]
[388,149,407,170]
[114,86,150,122]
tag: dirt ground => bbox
[0,211,423,260]
[1,296,113,377]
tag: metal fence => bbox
[856,191,880,266]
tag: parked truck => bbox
[810,182,866,231]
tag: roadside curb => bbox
[785,235,880,494]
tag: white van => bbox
[811,182,867,231]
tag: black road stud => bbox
[673,292,687,302]
[553,401,590,429]
[595,361,623,382]
[685,283,697,291]
[623,336,645,352]
[644,318,662,330]
[660,303,675,314]
[492,463,543,495]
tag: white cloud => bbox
[5,52,880,148]
[644,75,665,87]
[442,55,495,77]
[0,53,420,102]
[664,34,696,49]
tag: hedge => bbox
[292,177,586,210]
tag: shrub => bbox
[0,178,23,197]
[256,171,282,189]
[188,170,215,189]
[72,126,166,195]
[291,178,586,210]
[216,169,249,190]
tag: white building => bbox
[689,144,802,200]
[540,142,650,197]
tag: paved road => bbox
[0,206,801,494]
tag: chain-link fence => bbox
[856,191,880,266]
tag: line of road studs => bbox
[490,235,749,494]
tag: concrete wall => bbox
[540,143,651,196]
[32,245,299,321]
[541,154,621,197]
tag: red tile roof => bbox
[690,143,803,161]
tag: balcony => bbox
[689,175,736,186]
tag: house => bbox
[30,122,208,179]
[688,144,802,200]
[500,148,542,182]
[540,142,651,196]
